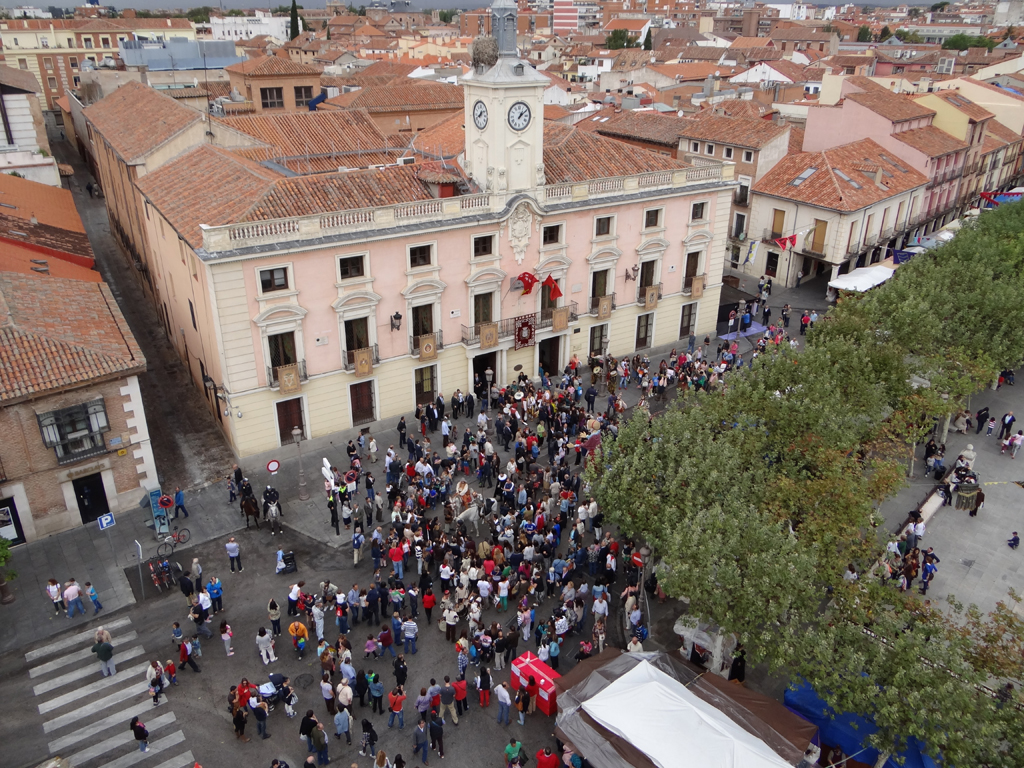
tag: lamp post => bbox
[292,425,309,501]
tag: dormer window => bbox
[514,63,524,76]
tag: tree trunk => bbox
[0,575,15,604]
[874,751,891,768]
[940,411,951,444]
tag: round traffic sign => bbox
[631,552,645,568]
[158,495,174,509]
[267,459,280,474]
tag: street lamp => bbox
[292,425,309,501]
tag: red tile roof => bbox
[322,81,463,113]
[0,65,40,93]
[0,172,86,233]
[922,89,995,122]
[543,122,687,183]
[986,118,1023,144]
[411,112,466,160]
[845,89,935,123]
[595,110,687,147]
[84,81,201,163]
[677,111,790,149]
[753,137,928,211]
[215,109,395,158]
[894,125,969,157]
[0,211,94,264]
[0,242,101,283]
[0,274,145,403]
[225,55,322,77]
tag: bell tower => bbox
[463,0,548,194]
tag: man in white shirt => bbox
[592,593,609,622]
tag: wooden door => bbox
[635,313,652,350]
[771,209,785,238]
[414,365,436,405]
[811,220,826,254]
[276,397,304,445]
[350,381,375,426]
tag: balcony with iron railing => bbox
[267,359,308,388]
[588,293,617,314]
[864,233,878,248]
[636,282,663,303]
[201,164,733,254]
[341,344,380,373]
[410,331,444,356]
[682,274,705,294]
[460,303,580,346]
[880,226,894,242]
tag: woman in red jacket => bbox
[422,588,437,624]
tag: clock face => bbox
[508,101,531,131]
[473,100,488,130]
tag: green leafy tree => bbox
[290,0,300,40]
[605,28,640,49]
[438,9,457,24]
[185,6,214,23]
[226,9,246,16]
[642,28,652,50]
[272,4,302,12]
[880,25,893,40]
[908,7,922,17]
[894,29,925,43]
[943,33,995,50]
[1006,25,1017,40]
[857,25,873,42]
[931,0,950,10]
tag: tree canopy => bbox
[289,0,300,40]
[943,33,996,51]
[857,25,873,42]
[586,201,1024,766]
[605,28,640,49]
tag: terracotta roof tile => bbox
[0,274,145,402]
[542,122,687,183]
[215,109,395,157]
[770,28,834,41]
[753,137,927,211]
[595,110,687,147]
[924,89,995,122]
[788,125,805,154]
[224,55,322,77]
[894,125,969,157]
[0,173,86,233]
[84,81,201,163]
[730,36,771,48]
[411,112,465,160]
[544,104,571,120]
[0,64,40,93]
[845,89,935,123]
[361,61,420,77]
[677,112,789,149]
[0,242,101,282]
[0,211,94,262]
[649,62,741,81]
[981,134,1007,154]
[135,145,284,248]
[322,81,462,112]
[986,118,1022,144]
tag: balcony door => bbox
[344,317,369,364]
[268,331,297,369]
[771,209,785,238]
[810,220,827,254]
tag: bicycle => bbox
[157,526,190,559]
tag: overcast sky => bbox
[0,1,481,11]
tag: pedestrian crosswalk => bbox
[26,617,196,768]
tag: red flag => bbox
[788,234,798,249]
[514,272,538,294]
[774,237,789,251]
[542,274,563,300]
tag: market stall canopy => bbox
[827,265,894,293]
[555,650,817,768]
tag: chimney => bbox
[874,167,884,186]
[30,214,38,225]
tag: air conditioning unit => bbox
[398,156,415,165]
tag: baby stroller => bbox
[258,672,296,711]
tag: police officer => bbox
[262,485,280,520]
[239,477,254,502]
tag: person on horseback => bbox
[262,486,280,520]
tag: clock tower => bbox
[464,0,548,194]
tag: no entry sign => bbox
[267,459,280,474]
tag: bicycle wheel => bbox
[177,528,191,545]
[157,542,174,559]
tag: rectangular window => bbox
[690,202,706,221]
[412,304,434,337]
[43,57,52,69]
[67,37,74,48]
[690,141,699,152]
[259,266,289,292]
[635,312,653,350]
[542,224,561,245]
[70,56,79,69]
[724,147,734,160]
[294,85,313,107]
[83,38,93,49]
[344,317,370,361]
[473,292,493,325]
[37,400,110,464]
[47,77,57,90]
[679,303,696,338]
[743,150,753,163]
[644,209,661,229]
[260,87,284,109]
[595,216,612,237]
[771,209,785,239]
[17,59,27,70]
[705,143,715,156]
[40,36,49,48]
[338,255,365,279]
[101,37,110,48]
[589,323,608,356]
[268,331,297,369]
[733,212,746,238]
[541,280,560,311]
[409,244,433,268]
[473,234,494,258]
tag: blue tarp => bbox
[784,681,942,768]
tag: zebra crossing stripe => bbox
[145,750,196,768]
[34,646,146,696]
[93,731,186,768]
[47,702,157,754]
[29,632,139,678]
[65,712,177,766]
[42,680,150,733]
[25,616,133,663]
[38,662,151,714]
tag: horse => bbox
[240,496,260,530]
[267,501,281,535]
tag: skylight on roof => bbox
[791,167,817,186]
[833,169,862,189]
[879,153,908,172]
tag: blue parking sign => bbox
[98,513,116,530]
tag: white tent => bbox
[827,265,895,293]
[581,661,794,768]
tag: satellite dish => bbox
[714,70,720,77]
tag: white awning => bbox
[827,265,895,293]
